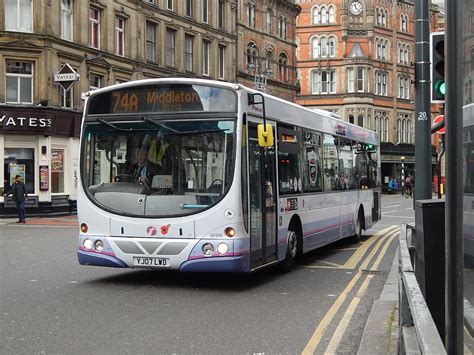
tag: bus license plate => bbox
[133,257,170,268]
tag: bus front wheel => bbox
[351,210,364,243]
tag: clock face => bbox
[349,0,363,16]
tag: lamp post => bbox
[401,156,405,196]
[247,44,272,92]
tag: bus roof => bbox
[84,77,379,145]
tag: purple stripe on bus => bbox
[79,246,116,257]
[188,250,249,261]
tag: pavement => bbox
[358,249,399,354]
[0,214,78,226]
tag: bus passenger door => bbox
[247,121,278,269]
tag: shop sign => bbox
[54,63,80,91]
[0,110,54,134]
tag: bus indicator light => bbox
[80,223,88,233]
[225,227,235,238]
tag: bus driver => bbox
[131,144,161,187]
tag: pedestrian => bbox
[388,177,393,194]
[405,175,412,197]
[394,179,399,193]
[4,175,28,223]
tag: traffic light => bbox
[430,32,445,103]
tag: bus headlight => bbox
[202,243,214,256]
[217,243,229,255]
[83,239,93,250]
[94,240,104,252]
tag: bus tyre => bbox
[277,230,298,273]
[351,212,364,243]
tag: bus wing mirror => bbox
[257,124,274,147]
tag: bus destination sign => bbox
[87,84,237,115]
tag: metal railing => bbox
[398,223,446,354]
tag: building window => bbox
[347,68,355,93]
[311,37,319,58]
[218,0,225,29]
[398,75,410,99]
[312,6,320,24]
[376,71,388,96]
[278,53,288,81]
[279,16,287,39]
[5,60,33,104]
[61,0,73,41]
[145,21,156,63]
[5,0,32,32]
[89,73,101,91]
[401,14,408,32]
[185,35,193,72]
[115,17,125,56]
[397,116,412,143]
[60,87,73,108]
[51,149,65,193]
[265,9,273,34]
[4,148,35,194]
[89,8,100,49]
[311,70,336,94]
[218,45,225,79]
[247,42,258,69]
[265,50,274,74]
[166,29,175,67]
[248,3,255,28]
[328,6,335,23]
[167,0,173,11]
[357,67,364,92]
[203,40,210,76]
[357,114,364,127]
[186,0,193,17]
[375,114,389,142]
[202,0,208,23]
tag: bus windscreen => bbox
[87,84,237,115]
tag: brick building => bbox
[295,0,442,189]
[236,0,301,102]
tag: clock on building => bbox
[349,0,363,16]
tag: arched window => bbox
[377,8,382,26]
[312,6,320,24]
[279,53,288,81]
[265,50,274,73]
[382,9,387,27]
[405,45,410,64]
[348,114,354,124]
[328,6,335,23]
[247,42,259,70]
[358,114,364,127]
[321,6,327,24]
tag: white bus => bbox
[77,78,381,272]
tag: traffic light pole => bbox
[414,0,432,200]
[445,0,464,351]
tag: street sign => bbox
[54,63,79,91]
[432,114,445,134]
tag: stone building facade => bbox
[295,0,442,189]
[0,0,238,216]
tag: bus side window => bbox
[278,126,302,195]
[322,134,339,191]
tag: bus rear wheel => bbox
[277,230,298,273]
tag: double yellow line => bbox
[302,225,400,354]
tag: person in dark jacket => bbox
[4,175,28,223]
[130,145,161,188]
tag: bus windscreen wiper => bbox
[96,118,133,132]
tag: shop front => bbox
[0,106,81,217]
